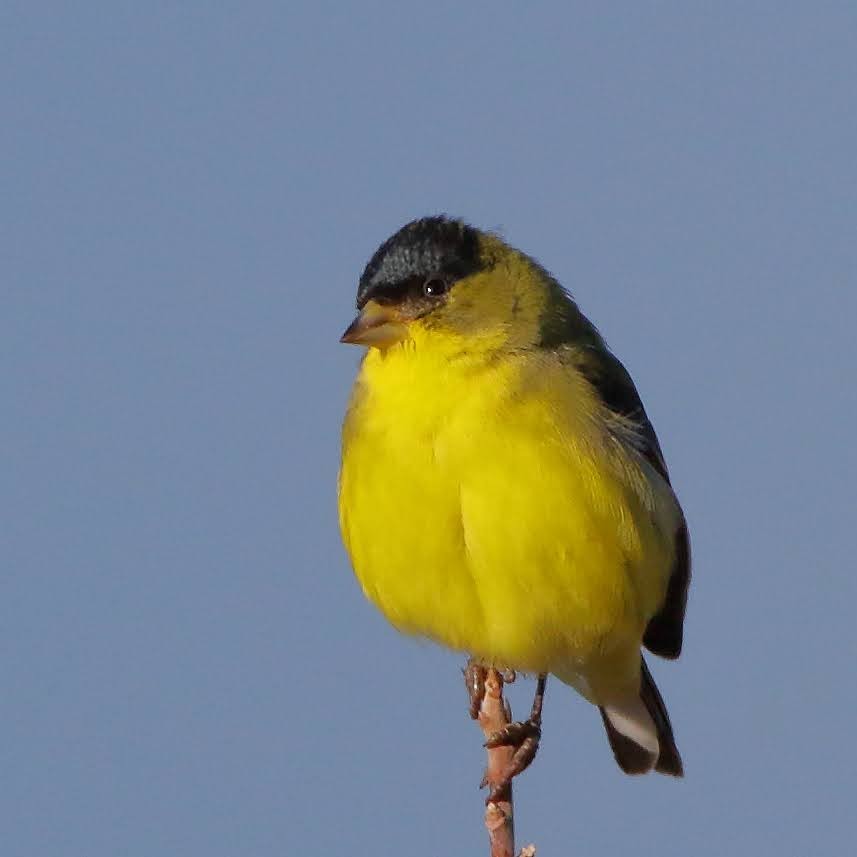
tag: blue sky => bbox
[3,4,856,855]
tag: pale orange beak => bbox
[340,300,409,348]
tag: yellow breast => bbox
[338,338,678,675]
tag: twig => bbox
[478,668,516,857]
[469,667,536,857]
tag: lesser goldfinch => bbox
[338,217,690,777]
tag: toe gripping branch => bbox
[464,662,548,805]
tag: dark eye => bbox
[423,277,448,297]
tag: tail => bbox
[599,658,683,776]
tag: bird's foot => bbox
[464,660,518,720]
[480,717,542,799]
[465,666,548,802]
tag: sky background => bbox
[3,3,856,856]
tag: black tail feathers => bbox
[599,658,683,777]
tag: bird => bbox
[338,215,690,780]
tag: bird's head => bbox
[341,216,580,356]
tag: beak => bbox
[340,300,409,348]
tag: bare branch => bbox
[463,665,539,857]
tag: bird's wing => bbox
[575,344,690,659]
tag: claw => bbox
[463,659,487,720]
[484,718,541,749]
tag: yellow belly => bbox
[339,346,677,678]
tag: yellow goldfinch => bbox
[338,216,690,777]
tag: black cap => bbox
[357,216,484,308]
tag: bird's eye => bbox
[423,277,448,297]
